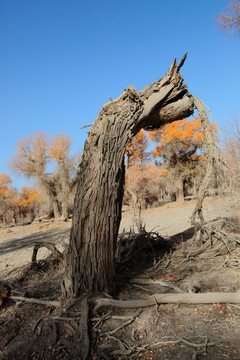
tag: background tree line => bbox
[1,115,240,225]
[0,131,80,225]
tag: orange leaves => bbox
[149,117,217,159]
[0,174,41,213]
[17,186,41,208]
[49,132,71,162]
[148,117,206,159]
[0,174,13,200]
[0,173,15,199]
[0,173,12,188]
[0,173,41,225]
[126,129,149,167]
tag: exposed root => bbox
[31,242,64,266]
[183,221,240,261]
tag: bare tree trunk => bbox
[127,188,143,232]
[51,196,61,219]
[64,55,195,297]
[61,201,68,220]
[175,176,185,202]
[39,177,61,219]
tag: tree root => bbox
[94,291,240,310]
[131,277,185,293]
[112,335,215,357]
[183,224,240,261]
[105,310,142,335]
[31,242,64,265]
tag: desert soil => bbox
[0,197,239,360]
[0,197,226,278]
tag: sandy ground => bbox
[0,197,239,360]
[0,221,71,279]
[120,197,227,236]
[0,197,227,280]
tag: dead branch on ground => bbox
[10,295,61,307]
[94,291,240,310]
[183,223,240,261]
[131,277,185,293]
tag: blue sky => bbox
[1,0,239,189]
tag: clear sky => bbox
[1,0,239,189]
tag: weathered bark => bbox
[64,54,195,296]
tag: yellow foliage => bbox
[148,116,217,159]
[0,173,18,208]
[49,132,71,162]
[0,173,12,189]
[17,186,42,208]
[126,129,148,166]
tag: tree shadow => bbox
[0,228,70,255]
[115,226,195,289]
[115,216,229,290]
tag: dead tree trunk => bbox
[64,54,195,297]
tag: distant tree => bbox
[149,117,212,202]
[48,132,77,219]
[223,118,240,191]
[0,174,42,224]
[125,129,149,167]
[0,174,18,224]
[218,0,240,36]
[125,163,169,209]
[10,131,77,219]
[17,186,42,221]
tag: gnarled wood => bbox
[31,242,64,264]
[64,55,195,296]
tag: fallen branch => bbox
[131,277,185,293]
[94,291,240,310]
[10,295,61,307]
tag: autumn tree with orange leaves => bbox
[125,129,149,167]
[17,186,42,221]
[149,117,213,202]
[0,174,41,224]
[0,174,17,224]
[10,131,78,219]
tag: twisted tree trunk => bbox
[64,54,195,297]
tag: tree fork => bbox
[64,54,196,297]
